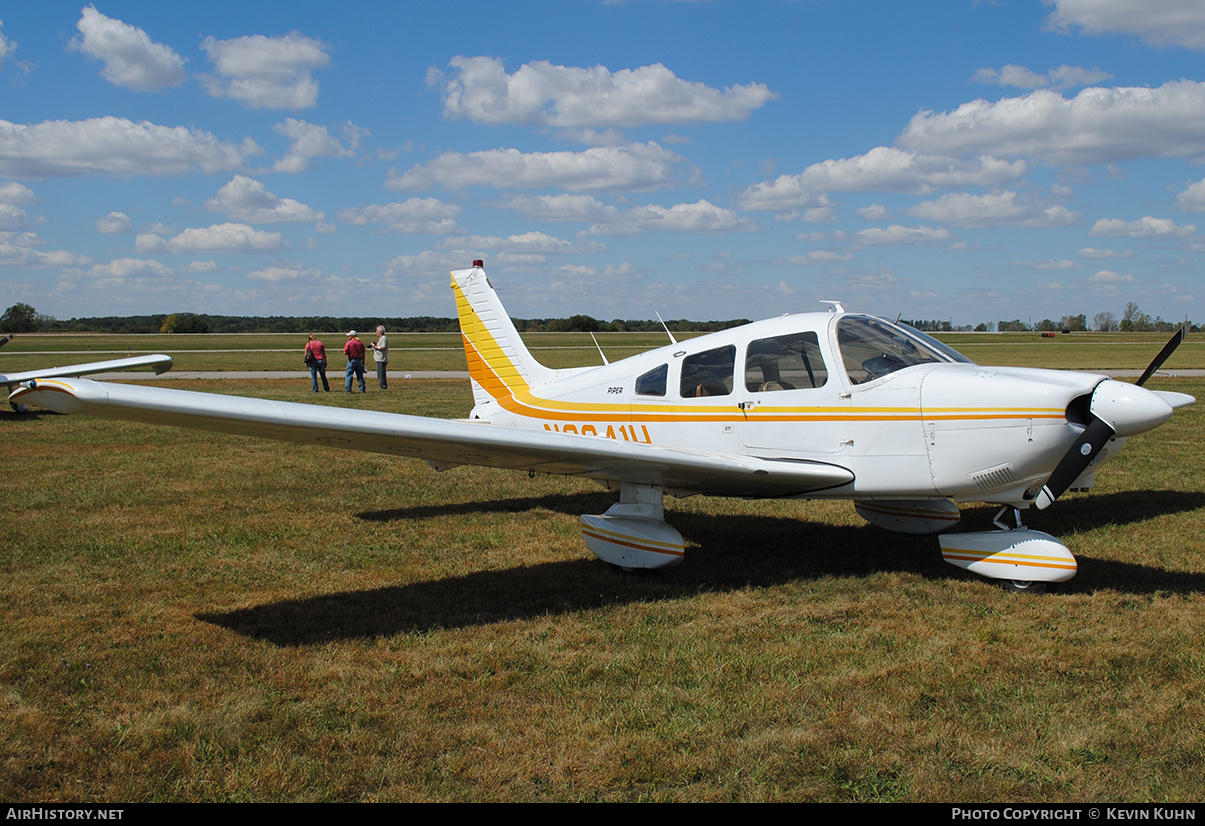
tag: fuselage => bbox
[461,308,1128,505]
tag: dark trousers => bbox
[309,359,329,391]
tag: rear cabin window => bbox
[745,332,828,391]
[635,364,668,396]
[679,345,735,397]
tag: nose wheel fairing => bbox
[938,528,1077,584]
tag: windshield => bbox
[897,323,974,365]
[836,316,970,385]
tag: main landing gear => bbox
[580,483,685,571]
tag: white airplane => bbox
[0,339,173,413]
[12,262,1194,591]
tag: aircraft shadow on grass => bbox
[0,408,58,421]
[198,488,1205,646]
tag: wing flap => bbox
[13,378,853,497]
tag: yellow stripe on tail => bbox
[451,263,554,408]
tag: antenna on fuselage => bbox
[655,311,678,345]
[589,331,609,365]
[819,299,845,313]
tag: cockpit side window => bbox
[745,332,828,391]
[837,316,949,385]
[679,345,735,397]
[635,363,668,397]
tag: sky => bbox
[2,1,1205,327]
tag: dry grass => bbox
[1,371,1203,802]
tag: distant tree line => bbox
[906,303,1197,334]
[0,305,752,336]
[3,301,1194,336]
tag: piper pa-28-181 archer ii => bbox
[12,261,1195,591]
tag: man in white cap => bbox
[343,330,366,393]
[370,325,389,390]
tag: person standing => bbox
[304,333,330,392]
[370,325,389,390]
[343,330,366,393]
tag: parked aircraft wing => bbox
[0,354,173,386]
[13,378,854,497]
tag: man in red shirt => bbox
[343,330,367,393]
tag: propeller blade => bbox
[1034,416,1115,510]
[1135,324,1188,387]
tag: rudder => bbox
[451,261,554,408]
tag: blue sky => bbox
[2,1,1205,326]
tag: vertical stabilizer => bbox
[451,263,554,408]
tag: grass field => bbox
[2,338,1204,802]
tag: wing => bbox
[13,378,853,498]
[0,354,173,386]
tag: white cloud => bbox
[96,211,132,234]
[737,147,1025,211]
[389,142,692,192]
[69,6,186,91]
[1045,0,1205,51]
[247,262,322,282]
[853,225,951,246]
[383,249,474,278]
[791,250,855,264]
[0,21,14,66]
[0,117,257,178]
[586,200,760,237]
[88,257,172,281]
[1087,270,1137,294]
[1013,258,1080,270]
[1173,176,1205,211]
[0,182,35,204]
[499,194,620,223]
[135,222,286,254]
[899,81,1205,166]
[801,207,836,224]
[204,176,323,224]
[0,204,30,232]
[0,233,90,269]
[1080,246,1132,259]
[1089,216,1196,237]
[336,199,462,234]
[971,64,1111,90]
[906,191,1081,228]
[272,119,365,173]
[435,231,604,257]
[857,204,891,221]
[432,56,777,127]
[843,271,902,290]
[1089,269,1134,282]
[201,32,330,109]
